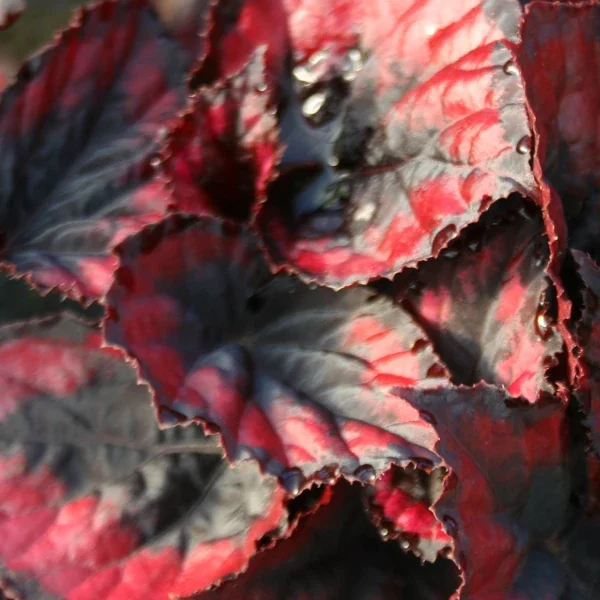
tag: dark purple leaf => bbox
[197,480,460,600]
[396,383,570,599]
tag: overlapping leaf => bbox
[0,314,287,600]
[0,0,209,300]
[366,466,452,563]
[104,214,450,491]
[518,2,600,260]
[197,481,460,599]
[572,250,600,455]
[398,384,572,599]
[160,51,280,222]
[397,204,563,403]
[240,0,539,287]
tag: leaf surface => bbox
[0,0,207,300]
[397,384,570,599]
[196,481,460,599]
[572,250,600,455]
[397,204,562,402]
[367,466,452,563]
[0,314,287,600]
[251,0,536,286]
[518,2,600,260]
[104,215,448,491]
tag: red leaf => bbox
[249,0,536,287]
[0,0,210,301]
[104,215,449,492]
[397,203,563,403]
[367,466,452,563]
[518,2,600,260]
[397,384,570,599]
[0,314,287,599]
[196,480,460,599]
[572,250,600,455]
[161,51,280,222]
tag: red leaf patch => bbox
[104,215,449,492]
[161,51,280,222]
[397,203,563,403]
[0,314,287,600]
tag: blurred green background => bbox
[0,0,88,73]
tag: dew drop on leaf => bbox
[516,135,532,154]
[354,464,377,483]
[503,60,519,76]
[281,468,306,496]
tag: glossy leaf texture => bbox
[195,480,461,599]
[397,384,573,599]
[160,51,280,223]
[104,214,449,491]
[396,202,563,403]
[0,314,287,600]
[572,250,600,455]
[366,465,452,563]
[518,2,600,260]
[0,0,208,301]
[244,0,538,287]
[0,0,24,29]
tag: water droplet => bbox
[379,526,390,540]
[317,465,337,484]
[467,239,482,253]
[255,81,267,93]
[411,339,429,353]
[441,247,459,259]
[432,225,458,255]
[302,92,327,117]
[354,202,376,222]
[419,410,437,426]
[426,363,447,378]
[443,515,458,537]
[281,468,305,496]
[156,127,168,140]
[150,156,161,168]
[535,311,553,341]
[348,49,363,65]
[354,464,377,483]
[441,546,453,559]
[516,135,532,154]
[342,70,358,82]
[503,60,518,76]
[408,457,434,471]
[309,50,329,66]
[400,539,411,550]
[328,155,340,167]
[293,65,319,84]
